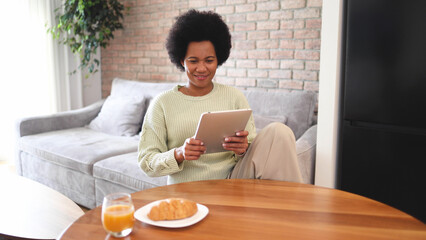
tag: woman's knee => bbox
[263,122,290,132]
[260,122,295,140]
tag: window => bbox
[0,0,58,162]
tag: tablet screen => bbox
[194,109,252,153]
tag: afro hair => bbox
[166,9,232,71]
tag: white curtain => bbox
[0,0,84,162]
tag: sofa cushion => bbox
[20,151,97,208]
[295,125,317,184]
[89,95,147,136]
[93,152,167,191]
[18,127,138,174]
[110,78,180,121]
[243,91,316,139]
[253,114,287,133]
[111,78,178,100]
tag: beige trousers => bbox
[229,122,303,183]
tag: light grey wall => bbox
[315,0,343,188]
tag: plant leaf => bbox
[48,0,125,77]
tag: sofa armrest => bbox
[16,99,105,137]
[296,124,317,184]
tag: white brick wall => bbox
[102,0,322,100]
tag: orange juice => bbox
[102,204,135,232]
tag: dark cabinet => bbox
[338,0,426,222]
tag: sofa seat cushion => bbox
[18,127,138,174]
[93,152,167,190]
[243,91,316,139]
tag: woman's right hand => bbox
[174,137,206,164]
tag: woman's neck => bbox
[180,83,214,96]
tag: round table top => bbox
[59,179,425,240]
[0,173,84,240]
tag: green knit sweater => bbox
[138,82,256,184]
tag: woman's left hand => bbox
[223,130,249,155]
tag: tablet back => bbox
[194,109,252,154]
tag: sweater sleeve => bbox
[138,97,184,177]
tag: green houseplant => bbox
[48,0,124,76]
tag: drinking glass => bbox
[102,193,135,238]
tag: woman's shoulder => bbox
[146,87,180,112]
[152,85,180,101]
[215,82,246,98]
[215,82,243,93]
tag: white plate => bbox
[134,199,209,228]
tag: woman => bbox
[138,9,302,184]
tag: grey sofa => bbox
[16,78,317,209]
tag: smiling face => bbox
[180,41,218,96]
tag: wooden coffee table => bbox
[59,179,425,240]
[0,173,84,240]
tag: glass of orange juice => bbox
[102,193,135,238]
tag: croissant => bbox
[147,198,198,221]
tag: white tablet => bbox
[194,109,252,154]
